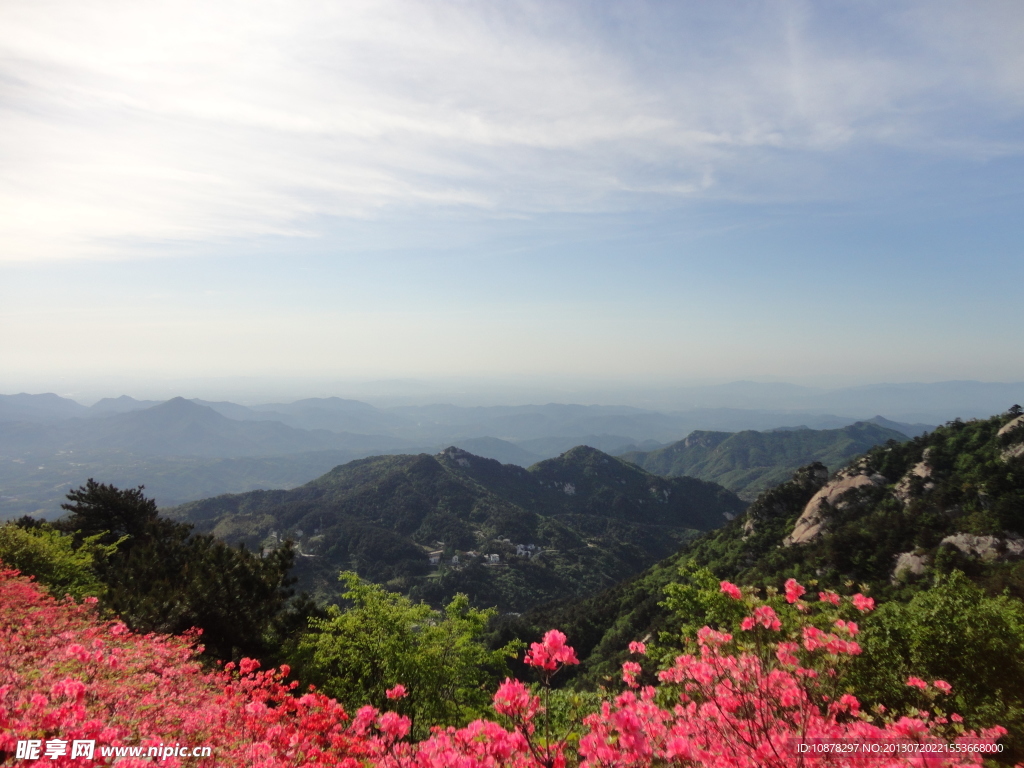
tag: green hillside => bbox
[619,421,910,499]
[522,409,1024,683]
[168,446,746,612]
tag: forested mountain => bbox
[519,408,1024,684]
[619,421,910,499]
[169,446,746,611]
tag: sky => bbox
[1,0,1023,401]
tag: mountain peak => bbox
[155,397,213,412]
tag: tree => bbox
[297,572,521,736]
[56,480,298,661]
[58,478,162,546]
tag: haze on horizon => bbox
[2,1,1023,391]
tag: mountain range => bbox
[620,420,910,500]
[167,446,747,611]
[1,390,940,443]
[0,392,932,518]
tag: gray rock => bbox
[1002,443,1024,462]
[940,532,1024,561]
[893,450,935,504]
[892,550,930,582]
[997,415,1024,437]
[783,468,886,546]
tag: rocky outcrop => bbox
[939,532,1024,561]
[893,449,935,504]
[891,532,1024,582]
[998,415,1024,462]
[997,415,1024,438]
[892,550,929,581]
[1003,444,1024,461]
[742,462,828,540]
[783,465,886,546]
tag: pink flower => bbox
[628,641,647,655]
[695,626,732,646]
[720,581,742,600]
[836,694,860,714]
[742,605,781,631]
[377,711,410,739]
[833,619,858,636]
[784,578,806,604]
[524,629,579,670]
[754,605,782,631]
[851,593,875,612]
[493,678,538,720]
[802,625,824,651]
[775,642,800,667]
[622,661,642,688]
[906,676,928,690]
[951,713,963,723]
[933,680,952,695]
[386,684,407,700]
[818,590,841,605]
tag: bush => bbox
[849,570,1024,762]
[0,522,116,600]
[296,572,521,737]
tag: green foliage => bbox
[849,571,1024,760]
[0,522,118,600]
[296,572,521,737]
[659,564,749,643]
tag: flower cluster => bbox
[0,567,1007,768]
[523,629,579,672]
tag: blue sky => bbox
[1,0,1022,398]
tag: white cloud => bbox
[1,0,1022,261]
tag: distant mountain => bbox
[623,380,1024,422]
[379,403,872,442]
[864,415,934,438]
[0,449,374,519]
[513,434,655,459]
[0,398,412,458]
[244,397,416,435]
[89,395,160,414]
[168,446,747,612]
[619,422,910,500]
[444,437,544,466]
[0,393,89,422]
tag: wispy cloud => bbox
[1,0,1021,260]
